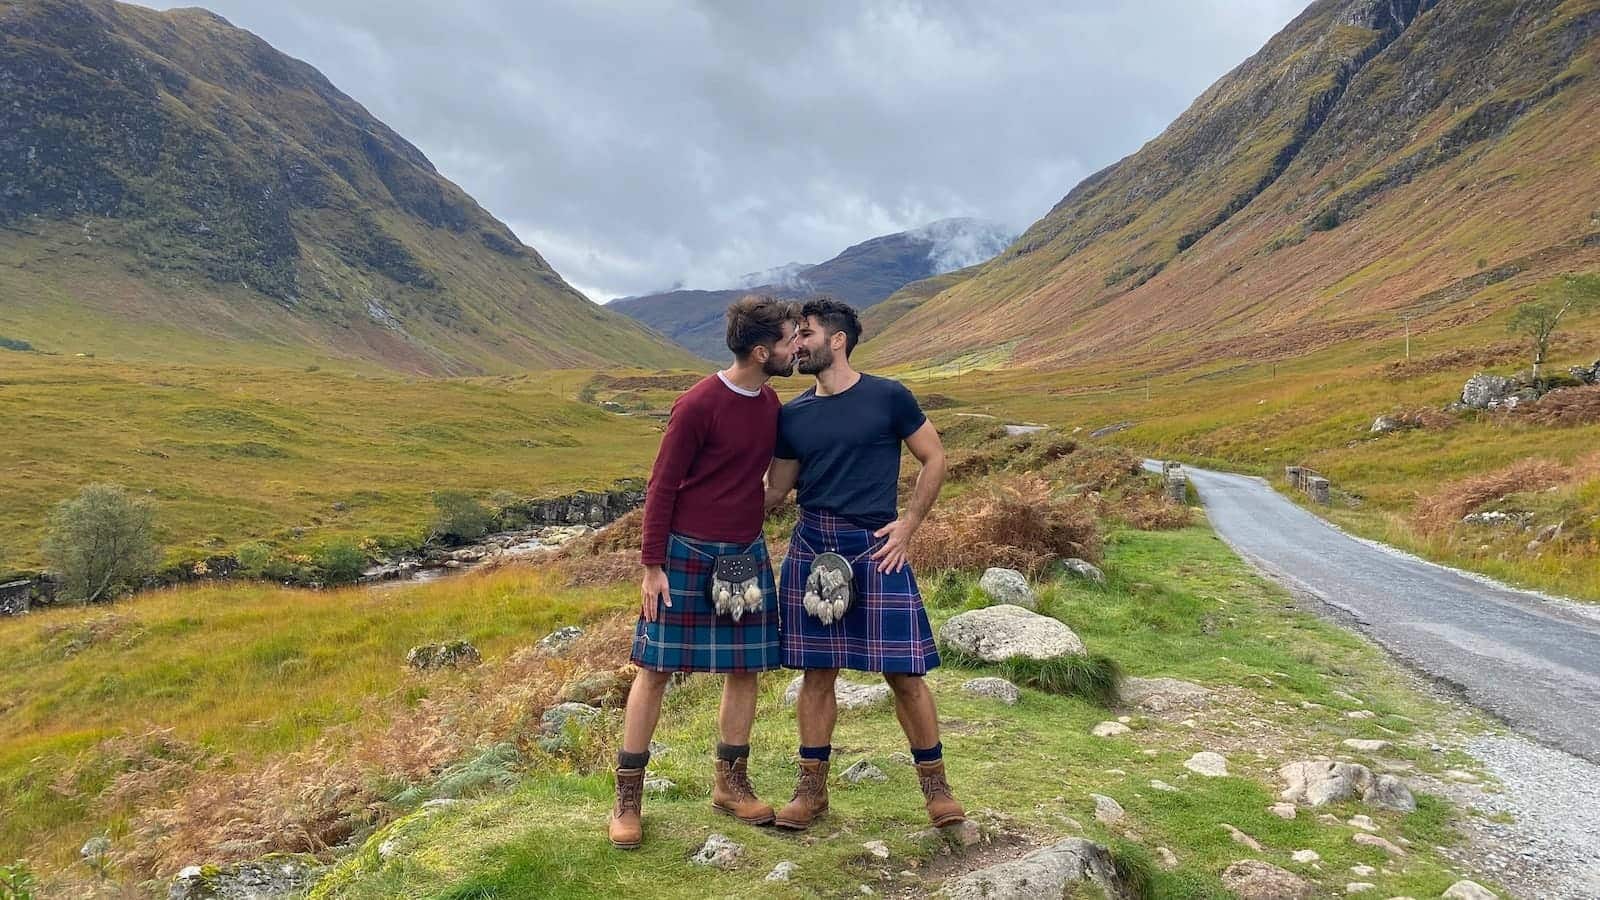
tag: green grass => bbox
[297,524,1496,898]
[0,354,672,570]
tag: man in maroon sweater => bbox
[609,296,799,849]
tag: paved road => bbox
[1146,461,1600,763]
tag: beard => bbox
[762,352,796,377]
[796,342,834,375]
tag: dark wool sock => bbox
[716,742,750,762]
[799,744,832,762]
[911,742,943,764]
[617,749,650,770]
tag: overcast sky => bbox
[141,0,1307,301]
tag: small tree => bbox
[430,490,492,544]
[1508,276,1599,382]
[315,539,368,584]
[41,484,160,602]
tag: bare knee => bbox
[802,668,839,694]
[723,672,757,690]
[884,673,926,698]
[632,668,672,696]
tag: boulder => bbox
[1442,880,1497,900]
[1091,793,1124,825]
[1364,774,1416,812]
[939,604,1086,662]
[766,861,797,882]
[1184,751,1229,777]
[783,675,892,709]
[941,838,1132,900]
[1461,373,1514,409]
[689,833,743,869]
[406,640,481,670]
[978,567,1036,609]
[535,625,583,655]
[1062,558,1106,584]
[1279,760,1372,806]
[1118,676,1211,711]
[1092,721,1131,737]
[169,854,324,900]
[536,702,603,752]
[961,676,1021,705]
[1220,860,1316,900]
[559,667,632,707]
[1370,415,1403,434]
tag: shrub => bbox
[914,474,1101,576]
[41,484,161,602]
[1412,459,1569,531]
[430,490,492,545]
[314,540,368,584]
[235,541,298,581]
[0,859,38,899]
[1511,385,1600,426]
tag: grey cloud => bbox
[138,0,1308,299]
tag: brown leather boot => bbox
[608,766,645,849]
[712,756,775,825]
[773,758,829,830]
[916,760,966,827]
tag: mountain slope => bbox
[860,0,1600,370]
[611,218,1012,360]
[0,0,698,374]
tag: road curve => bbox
[1146,461,1600,762]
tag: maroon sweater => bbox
[640,374,780,565]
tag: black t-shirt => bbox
[775,373,927,529]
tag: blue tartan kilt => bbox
[630,532,781,673]
[779,508,940,674]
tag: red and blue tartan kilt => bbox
[630,532,781,673]
[779,508,940,674]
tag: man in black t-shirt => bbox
[764,296,966,831]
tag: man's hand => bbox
[640,565,671,622]
[870,517,918,574]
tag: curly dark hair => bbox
[801,295,862,357]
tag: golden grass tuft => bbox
[1510,385,1600,427]
[914,473,1101,575]
[1412,459,1571,532]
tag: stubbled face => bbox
[760,319,799,377]
[795,315,839,375]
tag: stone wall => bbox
[1285,466,1331,504]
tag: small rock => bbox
[1351,833,1406,856]
[1350,864,1376,876]
[1119,676,1212,711]
[939,604,1087,661]
[783,675,892,709]
[766,861,796,882]
[1221,823,1263,851]
[79,835,111,862]
[943,838,1124,900]
[1092,721,1131,737]
[1444,769,1480,783]
[1221,860,1315,900]
[1292,849,1321,864]
[689,833,744,868]
[1365,774,1416,812]
[979,567,1036,609]
[962,676,1021,705]
[1346,710,1377,720]
[1268,802,1298,820]
[841,759,889,785]
[406,639,481,670]
[1442,880,1497,900]
[1184,751,1228,777]
[643,777,675,795]
[863,840,891,859]
[1342,739,1391,752]
[1319,813,1343,825]
[1331,690,1364,705]
[1061,557,1106,584]
[1150,779,1180,793]
[559,667,632,706]
[535,625,584,655]
[1348,814,1379,832]
[1346,883,1377,894]
[1092,793,1125,826]
[859,886,874,896]
[1156,847,1179,870]
[536,701,603,752]
[942,818,983,847]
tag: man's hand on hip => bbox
[640,565,671,621]
[870,517,918,574]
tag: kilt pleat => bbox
[779,508,940,674]
[630,532,781,673]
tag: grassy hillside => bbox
[0,353,693,572]
[861,0,1600,372]
[1,523,1506,898]
[0,0,698,374]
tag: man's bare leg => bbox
[797,667,840,746]
[611,668,671,849]
[718,672,759,744]
[712,671,774,824]
[776,668,838,829]
[620,668,673,754]
[883,672,941,748]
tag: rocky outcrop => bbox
[1118,676,1212,711]
[168,854,324,900]
[978,567,1036,609]
[405,640,481,671]
[1278,760,1416,812]
[1220,860,1315,900]
[941,837,1133,900]
[939,604,1086,662]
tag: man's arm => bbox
[870,420,945,574]
[764,457,800,511]
[638,398,707,621]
